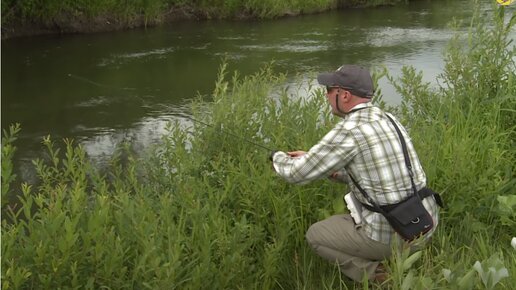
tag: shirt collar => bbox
[346,102,372,114]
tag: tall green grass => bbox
[2,4,515,290]
[390,5,516,227]
[1,0,405,28]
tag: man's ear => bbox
[342,90,351,102]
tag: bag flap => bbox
[388,196,429,225]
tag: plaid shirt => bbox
[272,103,439,244]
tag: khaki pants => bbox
[305,214,393,282]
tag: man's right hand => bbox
[328,172,340,182]
[287,151,306,158]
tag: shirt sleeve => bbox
[272,123,357,185]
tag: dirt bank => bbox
[1,5,312,39]
[2,6,191,39]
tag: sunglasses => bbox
[326,86,339,93]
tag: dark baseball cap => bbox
[317,65,374,98]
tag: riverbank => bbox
[1,0,404,39]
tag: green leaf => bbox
[442,268,453,282]
[402,251,422,271]
[401,270,415,290]
[473,253,510,289]
[457,269,476,290]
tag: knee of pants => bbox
[305,223,321,250]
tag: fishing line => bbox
[68,73,163,94]
[67,74,274,152]
[68,73,138,91]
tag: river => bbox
[0,0,507,183]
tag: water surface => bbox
[1,0,504,182]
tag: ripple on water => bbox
[212,52,246,60]
[217,36,256,40]
[239,42,328,53]
[75,96,112,107]
[366,27,453,48]
[98,47,175,66]
[79,115,180,164]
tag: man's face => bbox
[325,86,340,114]
[326,86,353,116]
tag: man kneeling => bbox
[270,65,440,282]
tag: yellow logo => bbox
[497,0,514,5]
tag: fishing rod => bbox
[157,104,275,152]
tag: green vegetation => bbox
[2,4,515,290]
[1,0,405,34]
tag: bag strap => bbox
[348,114,418,212]
[385,114,418,196]
[384,115,444,209]
[359,186,438,213]
[348,174,387,215]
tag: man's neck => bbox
[346,99,370,112]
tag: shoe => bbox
[373,263,388,284]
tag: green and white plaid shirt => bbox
[272,102,439,244]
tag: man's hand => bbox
[328,172,340,182]
[328,170,349,183]
[287,151,306,158]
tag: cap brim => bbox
[317,73,338,86]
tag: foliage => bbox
[389,3,516,231]
[497,195,516,227]
[0,0,406,28]
[442,253,510,290]
[1,124,20,209]
[2,3,516,290]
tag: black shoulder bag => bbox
[348,114,443,241]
